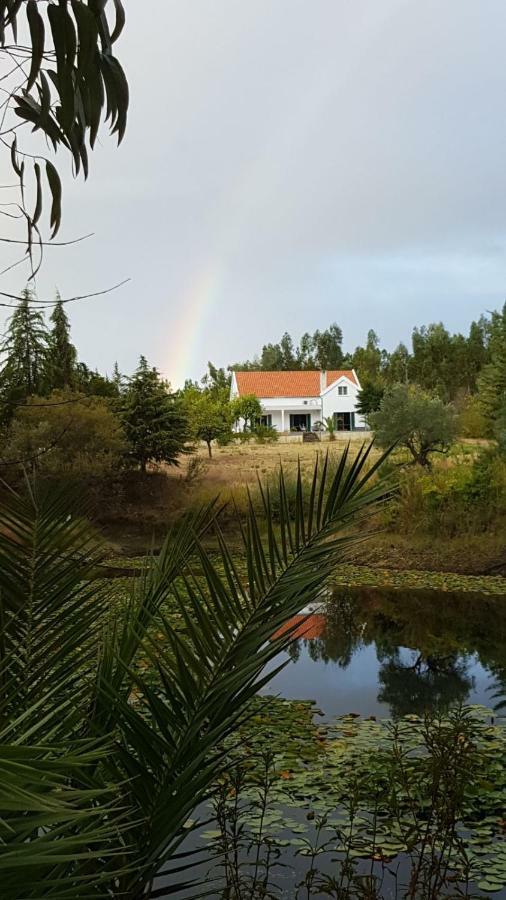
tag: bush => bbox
[254,425,279,444]
[2,391,126,478]
[390,450,506,537]
[457,395,489,439]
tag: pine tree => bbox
[0,287,49,421]
[122,356,188,472]
[47,295,77,391]
[477,303,506,425]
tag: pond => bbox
[263,583,506,720]
[163,582,506,899]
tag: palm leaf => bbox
[101,443,392,894]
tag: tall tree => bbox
[477,303,506,426]
[311,324,343,369]
[122,356,188,472]
[351,330,382,383]
[0,288,49,421]
[47,295,77,390]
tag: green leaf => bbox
[45,160,62,238]
[26,0,45,93]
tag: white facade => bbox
[230,371,365,433]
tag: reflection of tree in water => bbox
[286,584,506,717]
[377,651,474,718]
[306,590,364,668]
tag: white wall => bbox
[321,375,365,429]
[230,371,365,432]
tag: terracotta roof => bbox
[234,370,356,398]
[272,614,326,641]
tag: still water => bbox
[165,583,506,898]
[263,584,506,719]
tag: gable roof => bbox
[234,370,357,398]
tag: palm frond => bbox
[104,443,393,893]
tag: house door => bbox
[333,412,354,432]
[290,413,311,432]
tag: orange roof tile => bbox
[234,370,356,398]
[272,614,326,641]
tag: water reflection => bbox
[269,584,506,718]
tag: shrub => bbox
[457,394,489,439]
[2,391,126,477]
[254,425,279,444]
[390,450,506,536]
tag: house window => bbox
[257,415,272,427]
[338,385,348,396]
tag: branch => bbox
[0,278,131,308]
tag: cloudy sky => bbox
[6,1,506,385]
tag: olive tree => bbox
[370,383,457,468]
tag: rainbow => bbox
[163,1,399,388]
[165,262,223,388]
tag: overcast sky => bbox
[6,1,506,386]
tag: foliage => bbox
[331,563,506,596]
[324,415,336,440]
[231,324,344,371]
[254,423,279,443]
[74,362,120,398]
[0,445,391,898]
[122,355,188,472]
[183,387,232,457]
[370,383,457,467]
[1,390,126,474]
[389,451,506,536]
[46,296,77,391]
[456,393,489,439]
[496,401,506,454]
[356,381,384,418]
[230,393,262,431]
[199,701,506,898]
[0,288,49,422]
[477,302,506,425]
[1,0,128,263]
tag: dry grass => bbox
[165,436,374,495]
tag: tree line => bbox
[1,291,505,475]
[230,317,491,403]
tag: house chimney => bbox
[320,370,326,394]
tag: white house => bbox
[230,369,365,433]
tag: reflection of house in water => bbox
[273,613,326,641]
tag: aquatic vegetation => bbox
[194,699,506,897]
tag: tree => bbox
[0,446,390,897]
[122,356,188,472]
[47,296,77,391]
[383,342,410,385]
[311,324,343,369]
[74,362,121,398]
[230,393,262,431]
[0,288,49,422]
[201,361,231,399]
[351,330,382,383]
[477,303,506,426]
[2,391,126,475]
[370,383,457,468]
[184,389,232,457]
[2,0,129,271]
[356,381,384,418]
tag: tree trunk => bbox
[207,440,212,458]
[140,458,147,474]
